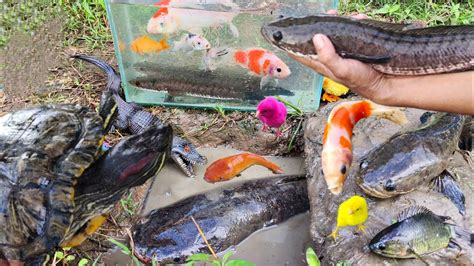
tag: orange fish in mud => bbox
[130,35,170,55]
[204,152,283,183]
[233,48,291,79]
[322,100,408,195]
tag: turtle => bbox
[0,82,172,264]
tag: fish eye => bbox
[340,165,347,175]
[384,179,396,192]
[278,14,285,19]
[197,42,201,45]
[173,257,181,263]
[377,243,386,250]
[276,68,282,73]
[273,31,283,42]
[160,22,164,27]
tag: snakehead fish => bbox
[132,175,309,264]
[73,55,207,178]
[355,112,467,214]
[261,15,474,75]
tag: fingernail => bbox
[313,34,325,50]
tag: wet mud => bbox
[304,99,473,265]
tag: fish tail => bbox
[453,226,473,247]
[368,101,409,125]
[247,153,284,174]
[234,50,247,65]
[159,38,170,49]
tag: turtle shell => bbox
[0,104,104,262]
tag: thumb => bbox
[313,34,348,76]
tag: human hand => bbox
[288,10,392,103]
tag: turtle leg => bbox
[61,215,107,247]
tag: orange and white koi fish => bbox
[233,48,291,79]
[130,35,170,55]
[321,100,408,195]
[204,152,283,183]
[147,0,239,37]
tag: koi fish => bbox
[322,100,408,195]
[130,35,170,55]
[204,152,283,183]
[233,48,291,79]
[147,0,239,37]
[173,33,211,51]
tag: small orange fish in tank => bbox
[130,35,170,55]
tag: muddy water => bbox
[304,100,474,265]
[104,147,311,265]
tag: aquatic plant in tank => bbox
[105,0,338,111]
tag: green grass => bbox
[339,0,473,25]
[1,0,110,49]
[59,0,110,48]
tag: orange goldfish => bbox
[321,100,408,195]
[233,48,291,79]
[204,152,283,183]
[130,35,170,55]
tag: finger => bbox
[288,53,335,78]
[326,9,338,15]
[351,13,368,20]
[312,34,350,77]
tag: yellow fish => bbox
[130,35,170,55]
[322,77,350,102]
[330,195,368,240]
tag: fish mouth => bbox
[357,181,393,199]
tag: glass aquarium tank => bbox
[105,0,338,111]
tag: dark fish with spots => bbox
[261,15,474,75]
[132,175,309,264]
[356,112,466,214]
[369,206,473,263]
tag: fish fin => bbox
[419,111,436,124]
[453,226,474,247]
[448,239,463,252]
[396,205,436,222]
[159,38,170,49]
[407,247,429,266]
[430,170,466,216]
[260,76,271,89]
[357,18,419,32]
[368,101,409,125]
[340,51,391,64]
[403,25,474,35]
[233,50,247,65]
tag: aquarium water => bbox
[105,0,339,111]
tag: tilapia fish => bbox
[132,175,309,264]
[261,15,474,75]
[369,205,473,261]
[356,113,466,209]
